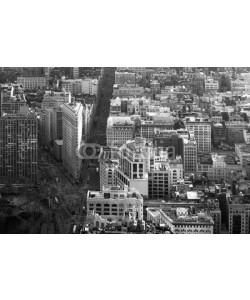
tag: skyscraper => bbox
[0,111,38,183]
[62,102,83,181]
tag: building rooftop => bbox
[147,207,214,225]
[107,116,134,127]
[185,117,210,123]
[87,186,143,201]
[186,191,200,200]
[235,143,250,154]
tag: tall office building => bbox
[182,134,198,173]
[185,117,211,153]
[115,137,183,199]
[44,67,50,86]
[228,196,250,234]
[71,67,79,79]
[99,147,119,190]
[44,108,54,147]
[153,129,187,158]
[116,137,151,197]
[148,156,183,199]
[61,102,83,181]
[40,91,71,146]
[0,111,38,183]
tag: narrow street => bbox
[88,67,116,145]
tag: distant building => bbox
[81,78,99,96]
[235,144,250,167]
[42,90,71,110]
[115,72,136,85]
[113,84,144,97]
[243,129,250,144]
[225,121,249,145]
[61,78,99,96]
[61,79,82,95]
[140,117,176,141]
[153,129,184,158]
[148,156,183,199]
[231,79,245,93]
[71,67,79,79]
[228,196,250,234]
[185,117,211,153]
[212,122,227,146]
[17,76,46,90]
[205,80,219,92]
[0,85,26,116]
[106,116,135,147]
[182,134,197,173]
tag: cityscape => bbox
[1,66,250,234]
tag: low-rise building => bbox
[205,80,219,92]
[86,185,143,226]
[17,76,46,90]
[113,84,144,97]
[146,207,214,234]
[106,116,135,147]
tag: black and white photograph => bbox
[1,66,250,235]
[1,1,249,300]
